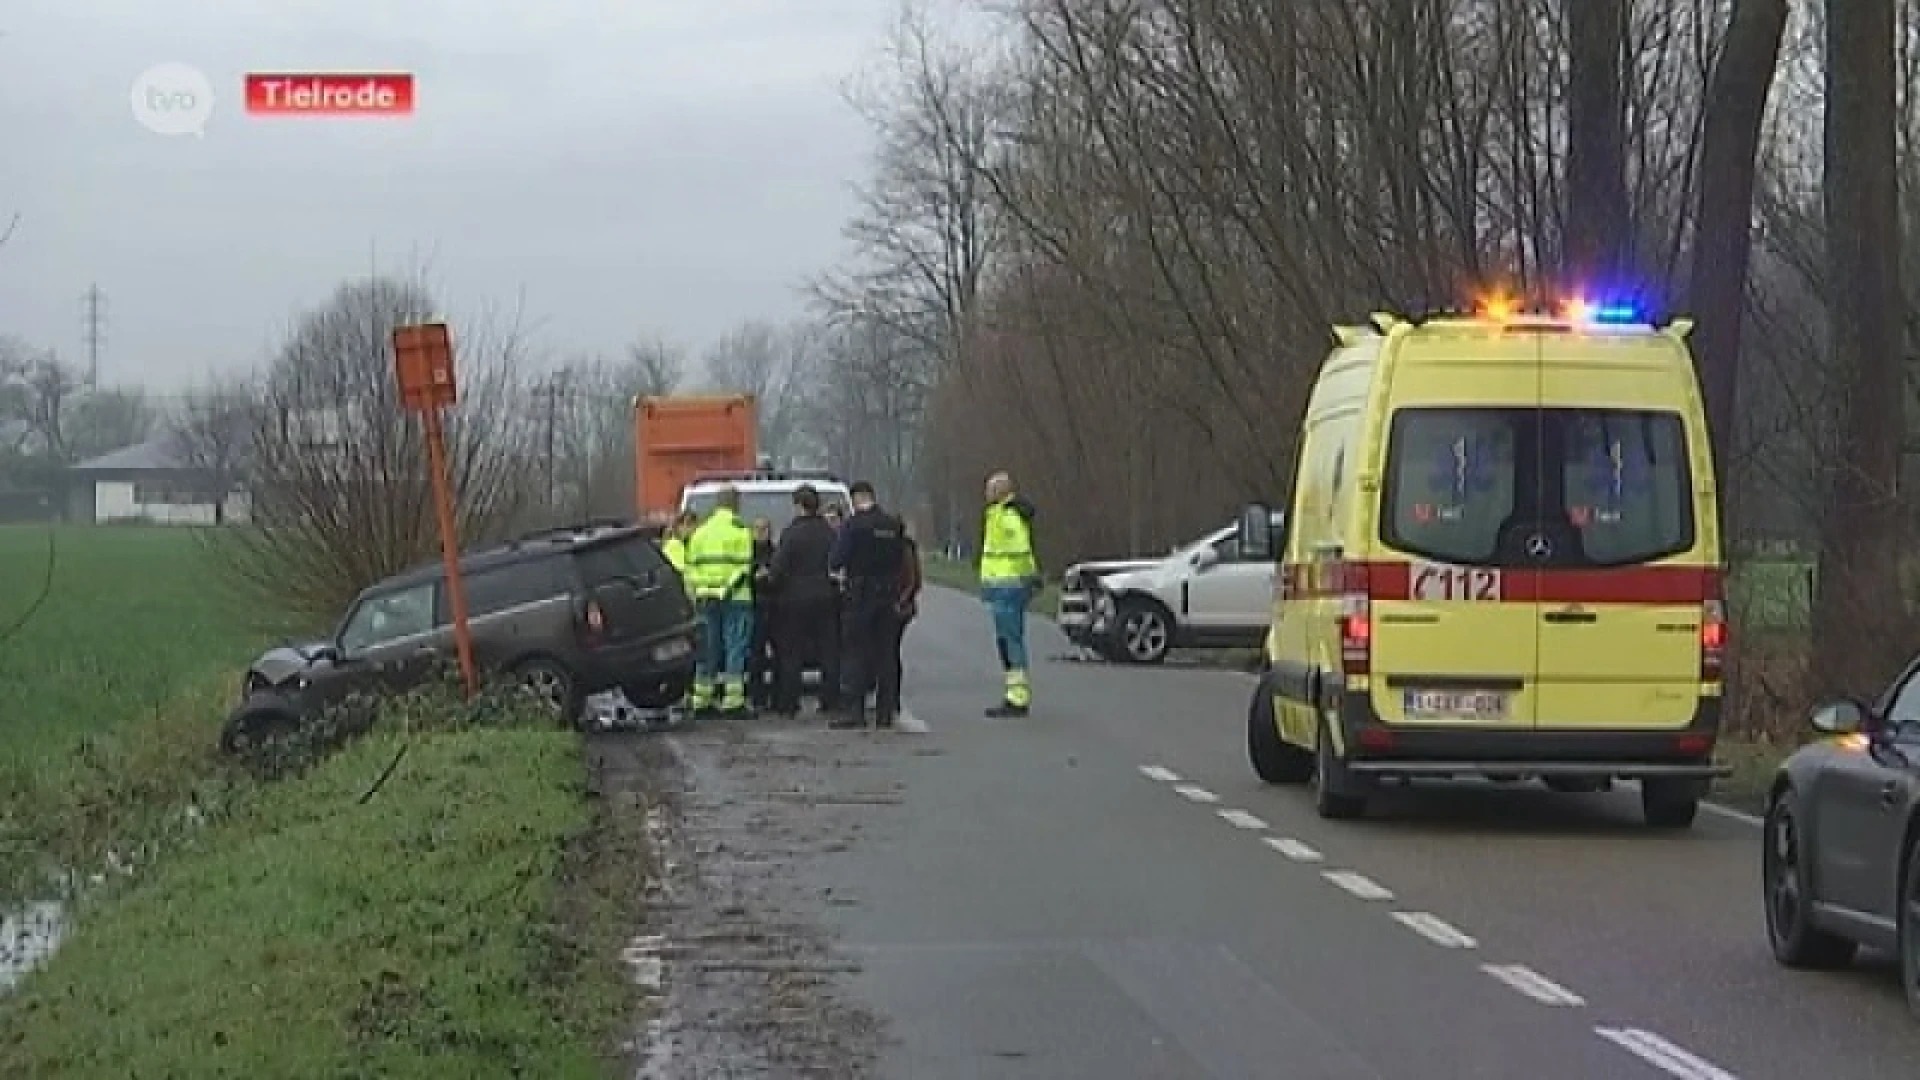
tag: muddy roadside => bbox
[588,715,889,1078]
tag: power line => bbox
[80,284,106,387]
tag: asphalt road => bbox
[642,586,1920,1078]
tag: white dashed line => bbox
[1172,784,1220,804]
[1138,765,1181,783]
[1263,836,1324,862]
[1216,809,1268,830]
[1481,963,1585,1006]
[1321,869,1393,901]
[1701,801,1761,827]
[1595,1028,1739,1080]
[1390,911,1477,949]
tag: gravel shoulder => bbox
[593,716,887,1078]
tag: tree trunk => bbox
[1686,0,1788,536]
[1562,0,1631,289]
[1811,0,1907,698]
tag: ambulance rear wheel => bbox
[1248,686,1311,784]
[1313,713,1368,820]
[1641,778,1701,829]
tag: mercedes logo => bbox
[1525,533,1552,559]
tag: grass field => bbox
[0,524,267,767]
[0,525,646,1072]
[0,723,634,1077]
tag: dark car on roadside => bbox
[222,521,699,751]
[1762,659,1920,1019]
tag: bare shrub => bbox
[208,275,542,626]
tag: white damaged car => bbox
[1059,512,1285,664]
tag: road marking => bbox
[1594,1028,1739,1080]
[1172,784,1220,804]
[894,710,929,734]
[1480,964,1585,1006]
[1701,800,1761,827]
[1216,809,1268,830]
[1138,765,1181,783]
[1390,911,1477,949]
[1321,870,1393,901]
[1263,837,1323,862]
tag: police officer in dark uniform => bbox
[767,484,841,718]
[827,481,908,729]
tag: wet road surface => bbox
[611,586,1918,1078]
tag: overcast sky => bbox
[0,0,900,391]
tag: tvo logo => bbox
[131,63,216,137]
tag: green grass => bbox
[0,723,634,1078]
[0,525,268,767]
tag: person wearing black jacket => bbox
[828,481,909,729]
[747,518,777,710]
[767,485,842,718]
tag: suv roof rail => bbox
[506,518,635,546]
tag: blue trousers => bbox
[983,585,1033,707]
[692,600,753,708]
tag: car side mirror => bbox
[1236,503,1275,561]
[1810,698,1870,736]
[1193,546,1220,570]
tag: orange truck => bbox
[633,394,758,531]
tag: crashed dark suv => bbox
[222,521,699,750]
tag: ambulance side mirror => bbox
[1236,503,1276,562]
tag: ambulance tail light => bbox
[1339,563,1371,676]
[1700,571,1726,681]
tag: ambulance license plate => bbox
[1403,689,1508,718]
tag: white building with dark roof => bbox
[67,436,250,524]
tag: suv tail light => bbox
[1700,570,1726,681]
[1339,561,1370,676]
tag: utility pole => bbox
[536,370,570,518]
[80,285,105,387]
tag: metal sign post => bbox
[391,321,477,697]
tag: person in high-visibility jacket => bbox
[662,511,698,573]
[977,470,1041,717]
[685,487,757,715]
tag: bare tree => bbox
[173,372,263,525]
[210,275,542,624]
[1563,0,1632,286]
[539,338,691,522]
[700,319,814,462]
[1810,0,1907,696]
[1688,0,1789,493]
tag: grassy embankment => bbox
[927,548,1818,808]
[0,525,645,1076]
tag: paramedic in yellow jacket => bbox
[684,489,757,715]
[978,470,1041,717]
[662,510,698,586]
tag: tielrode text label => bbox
[244,73,415,116]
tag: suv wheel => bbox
[512,658,581,726]
[1112,597,1172,665]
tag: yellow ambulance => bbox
[1235,299,1730,828]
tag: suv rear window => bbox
[572,534,669,585]
[1382,406,1694,568]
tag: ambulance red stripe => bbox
[1280,561,1716,604]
